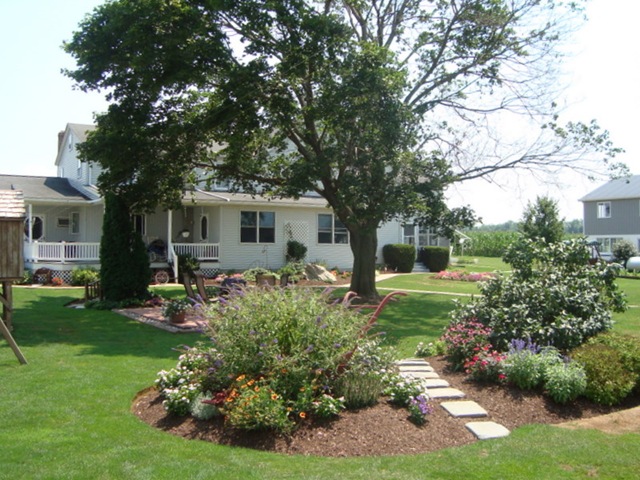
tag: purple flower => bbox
[305,344,314,353]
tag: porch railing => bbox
[24,241,219,264]
[172,243,220,261]
[24,242,101,263]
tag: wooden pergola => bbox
[0,189,27,364]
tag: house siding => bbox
[583,199,640,236]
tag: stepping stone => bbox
[422,378,449,388]
[400,371,440,379]
[426,387,465,399]
[397,359,430,367]
[440,400,487,417]
[465,421,510,440]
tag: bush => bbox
[382,244,416,273]
[286,240,307,262]
[71,267,99,286]
[418,246,449,272]
[571,344,636,406]
[441,319,492,371]
[502,344,562,390]
[450,238,626,351]
[613,240,637,266]
[335,339,396,408]
[586,332,640,392]
[544,361,587,404]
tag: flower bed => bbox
[433,271,495,282]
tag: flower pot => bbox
[170,312,186,324]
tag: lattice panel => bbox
[284,221,309,246]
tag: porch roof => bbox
[0,175,97,205]
[185,189,330,209]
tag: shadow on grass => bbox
[9,287,200,360]
[372,292,461,347]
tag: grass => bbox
[1,267,639,479]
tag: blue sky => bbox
[0,0,637,224]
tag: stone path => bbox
[398,358,510,441]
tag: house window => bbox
[70,212,80,235]
[596,237,622,254]
[597,202,611,219]
[25,215,45,241]
[132,214,146,236]
[200,214,209,241]
[318,214,349,244]
[402,224,416,245]
[57,217,70,228]
[418,226,441,247]
[240,211,275,243]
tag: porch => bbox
[23,241,220,280]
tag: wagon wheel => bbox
[154,270,170,284]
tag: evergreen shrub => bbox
[382,244,416,273]
[418,246,449,272]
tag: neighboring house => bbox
[1,123,451,282]
[580,175,640,259]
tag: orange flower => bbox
[254,386,260,392]
[236,374,246,382]
[271,393,278,401]
[299,412,307,419]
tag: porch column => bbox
[28,203,33,244]
[167,210,178,280]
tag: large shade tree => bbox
[64,0,625,299]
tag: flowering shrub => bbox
[464,346,507,383]
[51,277,64,286]
[384,374,424,406]
[433,271,495,282]
[502,343,563,390]
[222,376,293,432]
[155,343,220,415]
[156,288,404,432]
[385,375,434,425]
[441,319,492,371]
[450,238,626,351]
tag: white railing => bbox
[24,242,100,263]
[172,243,220,261]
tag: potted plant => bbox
[162,298,191,323]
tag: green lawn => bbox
[1,277,639,479]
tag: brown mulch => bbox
[132,356,640,457]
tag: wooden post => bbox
[0,282,27,364]
[1,281,13,331]
[0,318,27,365]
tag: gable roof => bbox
[0,175,97,205]
[0,190,25,218]
[579,175,640,202]
[55,123,96,167]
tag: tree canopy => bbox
[64,0,626,298]
[519,196,565,244]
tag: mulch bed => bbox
[132,356,640,457]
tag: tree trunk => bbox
[349,228,380,301]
